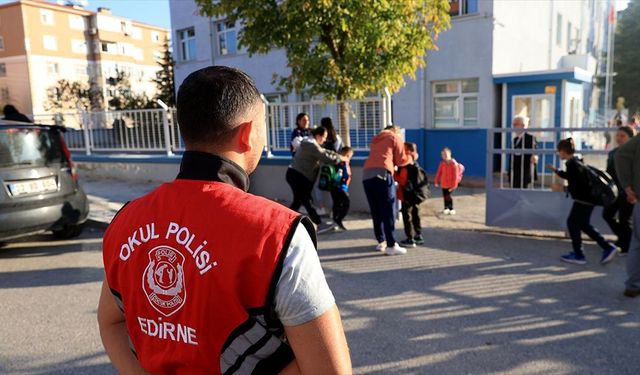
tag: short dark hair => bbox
[404,142,417,153]
[177,66,261,146]
[557,138,575,154]
[618,125,635,138]
[296,113,309,127]
[340,146,353,156]
[311,126,327,138]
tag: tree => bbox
[153,36,176,107]
[106,70,155,110]
[613,0,640,115]
[45,79,92,112]
[195,0,450,146]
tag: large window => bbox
[0,63,6,77]
[0,36,4,51]
[100,41,117,54]
[178,28,196,61]
[448,0,478,17]
[433,78,479,128]
[216,21,238,56]
[46,62,59,75]
[71,39,87,54]
[43,35,57,51]
[40,10,54,25]
[69,15,84,30]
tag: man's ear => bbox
[236,121,253,152]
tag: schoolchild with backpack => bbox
[434,147,464,215]
[546,138,619,265]
[329,147,354,231]
[395,142,429,247]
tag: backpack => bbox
[318,164,339,191]
[455,160,465,184]
[404,164,430,205]
[584,164,618,206]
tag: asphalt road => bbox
[1,219,639,374]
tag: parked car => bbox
[0,120,89,241]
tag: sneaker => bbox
[375,242,387,252]
[317,222,335,235]
[600,245,619,265]
[623,288,640,298]
[413,235,425,245]
[561,252,587,265]
[449,209,456,215]
[399,238,416,248]
[336,221,347,231]
[385,243,407,256]
[442,209,451,215]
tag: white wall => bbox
[0,55,32,114]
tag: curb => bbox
[85,218,110,231]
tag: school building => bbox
[169,0,613,177]
[0,0,169,117]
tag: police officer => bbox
[97,66,351,374]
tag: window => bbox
[177,27,196,61]
[449,0,478,17]
[0,63,6,77]
[69,15,84,30]
[0,36,4,51]
[71,39,87,54]
[43,35,57,51]
[567,22,572,51]
[433,78,479,128]
[47,62,59,75]
[556,14,562,45]
[40,10,54,25]
[151,31,161,43]
[100,41,117,54]
[131,26,143,40]
[216,21,238,56]
[513,94,555,140]
[1,87,9,101]
[75,64,87,76]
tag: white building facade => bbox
[169,0,611,177]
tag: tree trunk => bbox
[338,101,351,147]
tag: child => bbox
[546,138,618,265]
[331,147,354,231]
[435,147,461,215]
[395,142,424,247]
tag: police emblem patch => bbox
[143,245,186,317]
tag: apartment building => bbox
[169,0,612,176]
[0,0,169,116]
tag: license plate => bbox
[7,177,58,197]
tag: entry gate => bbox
[485,127,619,231]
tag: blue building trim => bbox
[494,69,591,85]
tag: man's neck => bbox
[185,147,248,174]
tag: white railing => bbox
[31,97,388,156]
[486,126,619,191]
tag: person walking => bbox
[509,116,538,189]
[321,117,343,153]
[434,147,462,215]
[546,138,618,265]
[395,142,424,247]
[330,147,354,231]
[363,125,410,255]
[2,104,32,123]
[290,112,311,155]
[287,126,346,233]
[603,126,635,256]
[615,130,640,298]
[97,66,351,374]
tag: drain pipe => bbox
[384,87,393,126]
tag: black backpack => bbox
[404,164,430,205]
[584,165,618,206]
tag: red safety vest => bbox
[103,177,311,374]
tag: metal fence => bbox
[485,126,619,230]
[32,97,387,155]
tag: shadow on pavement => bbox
[0,266,104,289]
[0,229,103,259]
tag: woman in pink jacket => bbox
[435,147,463,215]
[362,126,410,255]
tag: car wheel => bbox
[52,224,84,239]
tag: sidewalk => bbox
[82,176,567,239]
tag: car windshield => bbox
[0,128,65,168]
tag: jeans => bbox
[286,168,321,224]
[602,196,633,252]
[401,202,422,239]
[330,189,350,225]
[363,173,397,247]
[567,201,612,257]
[442,188,453,210]
[626,204,640,290]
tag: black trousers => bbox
[602,196,633,252]
[286,168,321,224]
[401,202,422,239]
[442,188,453,210]
[567,201,611,257]
[330,189,350,224]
